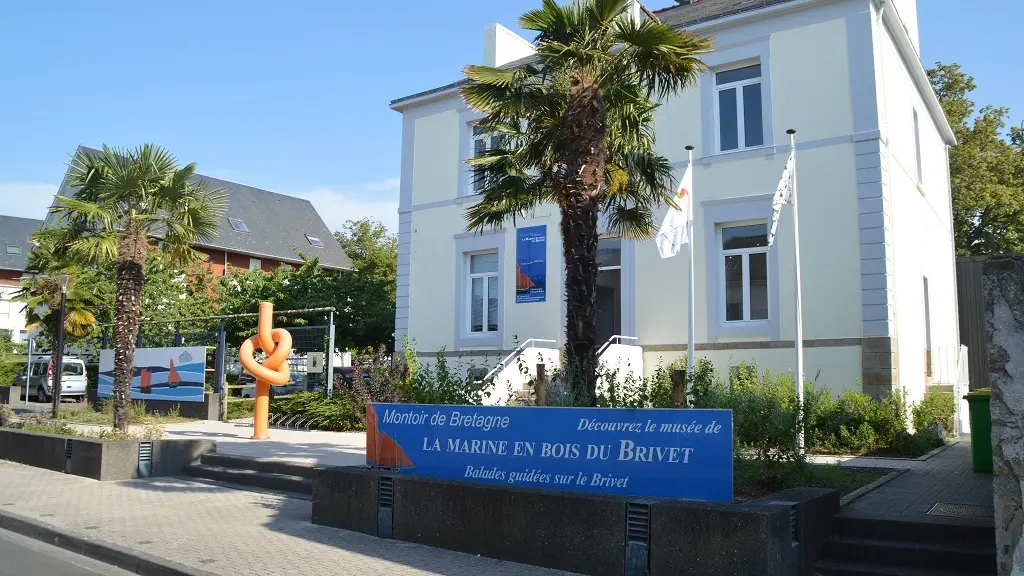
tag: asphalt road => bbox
[0,529,135,576]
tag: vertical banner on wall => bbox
[515,225,547,303]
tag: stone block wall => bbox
[861,336,899,399]
[983,255,1024,576]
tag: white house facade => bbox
[390,0,958,405]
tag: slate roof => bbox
[390,0,798,108]
[654,0,799,28]
[51,146,354,271]
[0,215,43,272]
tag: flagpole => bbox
[685,145,696,398]
[787,128,805,450]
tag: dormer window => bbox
[305,234,324,247]
[228,218,249,232]
[5,244,20,255]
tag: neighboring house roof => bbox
[0,215,43,272]
[51,146,354,271]
[654,0,798,28]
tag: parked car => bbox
[241,372,307,398]
[335,366,370,386]
[14,357,88,403]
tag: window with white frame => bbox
[913,109,923,185]
[721,223,769,323]
[467,252,499,333]
[471,125,505,193]
[715,64,764,152]
[249,258,262,271]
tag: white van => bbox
[13,357,89,403]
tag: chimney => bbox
[483,23,536,68]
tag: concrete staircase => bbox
[184,453,313,495]
[814,512,996,575]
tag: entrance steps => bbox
[184,453,313,495]
[814,512,995,576]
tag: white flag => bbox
[655,164,693,259]
[768,151,795,248]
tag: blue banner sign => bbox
[515,225,546,303]
[366,404,733,502]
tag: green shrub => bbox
[404,350,487,405]
[913,389,955,434]
[0,404,13,427]
[227,399,255,420]
[599,357,718,409]
[270,391,363,432]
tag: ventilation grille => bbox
[138,441,153,478]
[790,505,799,540]
[378,476,395,509]
[626,503,651,544]
[64,439,73,459]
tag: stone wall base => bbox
[861,336,899,399]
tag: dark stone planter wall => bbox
[312,467,837,576]
[0,428,214,481]
[91,392,220,420]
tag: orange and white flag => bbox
[655,164,693,259]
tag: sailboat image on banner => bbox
[167,359,181,388]
[139,369,153,394]
[516,264,536,292]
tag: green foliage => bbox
[404,351,487,405]
[269,392,364,432]
[0,332,21,386]
[227,399,255,421]
[929,62,1024,255]
[913,389,956,434]
[0,404,12,427]
[334,218,398,354]
[597,357,717,409]
[804,388,942,457]
[140,250,219,327]
[727,368,804,488]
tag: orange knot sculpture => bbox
[239,302,292,440]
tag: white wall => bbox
[876,22,957,406]
[0,285,27,343]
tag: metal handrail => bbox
[596,335,639,358]
[481,338,558,382]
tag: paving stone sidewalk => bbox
[843,439,993,518]
[0,461,575,576]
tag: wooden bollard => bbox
[535,364,547,407]
[672,369,686,408]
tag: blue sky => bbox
[0,0,1019,233]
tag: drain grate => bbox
[927,502,994,518]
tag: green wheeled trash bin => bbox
[964,389,992,474]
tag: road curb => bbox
[840,468,907,507]
[0,508,217,576]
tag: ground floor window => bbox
[468,252,499,333]
[721,223,769,323]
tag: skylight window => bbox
[305,234,324,247]
[5,244,20,255]
[228,218,249,232]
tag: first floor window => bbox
[716,64,763,152]
[721,223,769,322]
[468,252,499,333]
[249,258,262,271]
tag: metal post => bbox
[215,320,226,421]
[25,336,33,404]
[101,327,109,350]
[173,322,182,347]
[788,129,806,451]
[136,326,143,348]
[52,285,68,417]
[326,310,336,399]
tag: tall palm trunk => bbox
[112,221,147,431]
[560,79,607,406]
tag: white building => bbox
[389,0,958,405]
[0,216,41,344]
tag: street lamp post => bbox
[51,273,71,418]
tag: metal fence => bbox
[28,307,337,420]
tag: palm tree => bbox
[14,238,111,415]
[36,145,227,430]
[462,0,711,405]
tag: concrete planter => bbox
[0,428,214,481]
[0,386,23,405]
[90,392,221,420]
[312,467,839,576]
